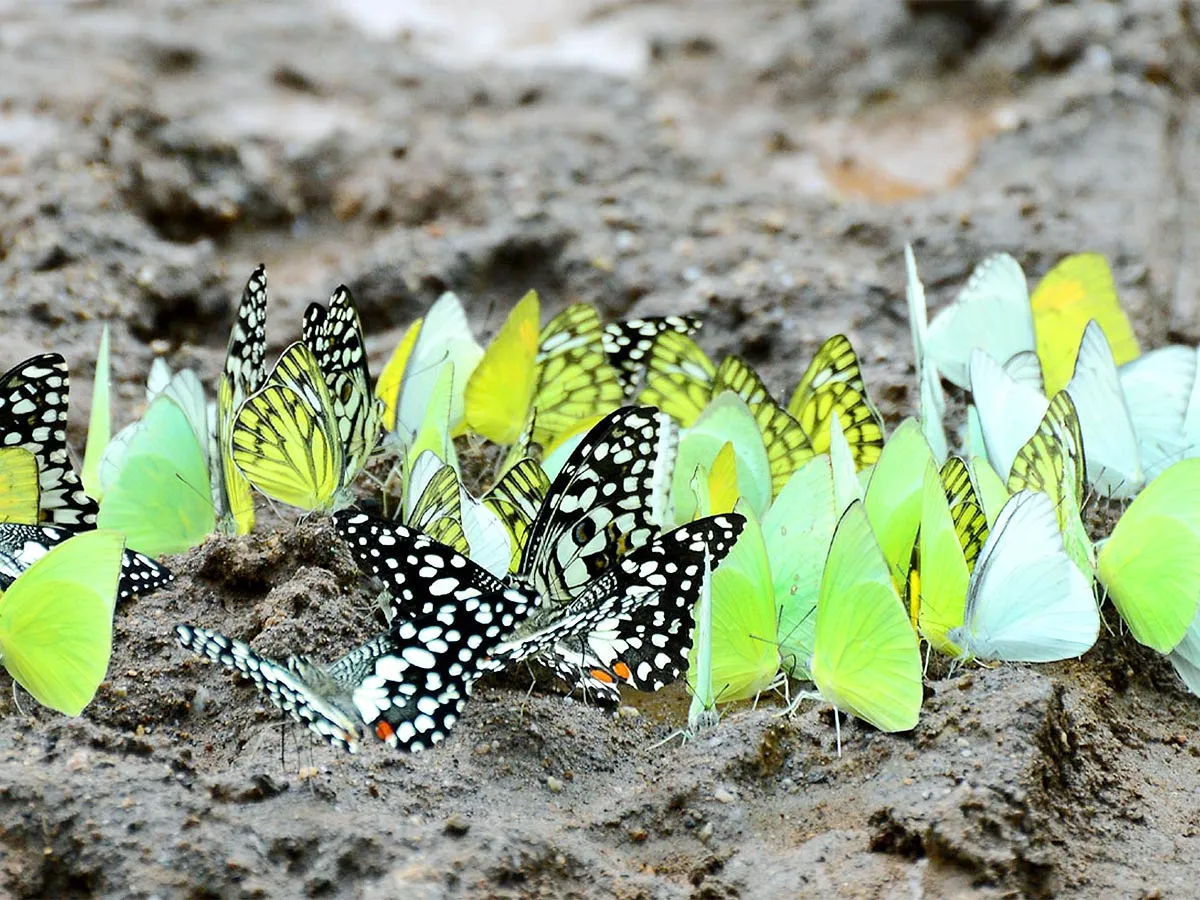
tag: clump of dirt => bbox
[2,0,1200,897]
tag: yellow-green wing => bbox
[465,290,540,445]
[811,501,922,732]
[0,529,124,716]
[0,448,40,525]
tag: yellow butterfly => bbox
[1032,253,1140,396]
[787,334,885,470]
[464,291,623,451]
[637,332,811,493]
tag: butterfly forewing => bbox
[517,406,677,607]
[0,354,97,527]
[303,286,383,481]
[333,512,509,621]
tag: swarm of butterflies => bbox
[3,246,1200,755]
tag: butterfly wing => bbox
[98,393,216,556]
[811,501,922,732]
[0,523,173,603]
[905,247,948,462]
[1066,321,1143,499]
[636,330,717,426]
[0,448,40,525]
[788,335,885,469]
[862,419,938,592]
[530,303,623,449]
[490,515,745,702]
[969,348,1049,483]
[334,584,537,751]
[464,290,540,445]
[215,267,267,535]
[483,458,550,572]
[0,529,124,715]
[332,511,509,621]
[1119,345,1197,481]
[950,491,1098,662]
[303,285,383,481]
[517,406,676,608]
[231,342,343,512]
[603,315,701,399]
[695,506,779,703]
[926,253,1035,390]
[1097,458,1200,652]
[174,623,365,752]
[0,354,97,527]
[1032,253,1139,396]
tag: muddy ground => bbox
[1,0,1199,897]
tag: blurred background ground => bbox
[1,1,1199,897]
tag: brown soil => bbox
[2,1,1200,897]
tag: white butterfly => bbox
[948,490,1099,663]
[970,321,1145,499]
[925,253,1036,391]
[1118,344,1200,482]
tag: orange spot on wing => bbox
[590,669,616,684]
[375,721,395,741]
[613,662,633,681]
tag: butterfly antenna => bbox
[11,682,27,717]
[834,708,843,758]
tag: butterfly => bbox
[1031,253,1139,396]
[217,266,268,535]
[175,578,539,753]
[376,291,484,451]
[904,246,948,462]
[1096,457,1200,654]
[924,253,1036,390]
[1118,344,1200,482]
[0,353,98,528]
[683,444,780,706]
[464,291,623,451]
[947,490,1099,662]
[970,322,1144,500]
[232,285,381,513]
[81,326,111,500]
[602,315,701,399]
[637,333,814,493]
[906,460,991,655]
[786,334,885,470]
[0,522,174,603]
[0,529,125,715]
[809,500,923,739]
[97,366,217,557]
[341,406,744,705]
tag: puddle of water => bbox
[329,0,650,76]
[775,103,1014,203]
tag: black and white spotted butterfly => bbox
[338,406,745,705]
[301,284,383,478]
[603,316,701,399]
[175,575,536,752]
[0,354,98,527]
[0,522,173,602]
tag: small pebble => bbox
[546,776,564,794]
[713,786,736,804]
[443,814,470,837]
